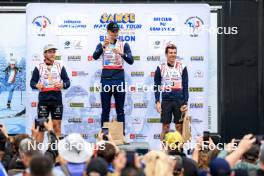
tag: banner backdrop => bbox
[26,3,210,149]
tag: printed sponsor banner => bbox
[26,4,209,149]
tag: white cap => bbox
[58,133,93,163]
[43,44,58,53]
[9,58,17,65]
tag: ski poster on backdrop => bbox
[0,14,26,134]
[26,3,210,149]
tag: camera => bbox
[35,118,48,131]
[102,127,109,141]
[203,131,210,142]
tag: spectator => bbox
[96,141,117,173]
[121,167,144,176]
[143,150,173,176]
[85,157,108,176]
[209,158,231,176]
[164,131,199,176]
[55,133,93,176]
[225,134,256,168]
[8,138,40,175]
[113,150,127,175]
[192,136,215,172]
[8,119,58,176]
[30,154,53,176]
[234,143,259,170]
[171,155,184,176]
[8,134,30,171]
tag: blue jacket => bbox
[93,42,133,82]
[154,62,189,105]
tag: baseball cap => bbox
[164,131,183,148]
[107,22,119,32]
[43,44,57,53]
[9,59,17,65]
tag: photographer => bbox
[31,119,59,163]
[219,134,256,169]
[7,119,58,175]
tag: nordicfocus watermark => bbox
[161,141,239,152]
[26,140,239,152]
[91,82,173,93]
[26,140,106,151]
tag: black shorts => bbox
[38,103,63,120]
[161,100,182,124]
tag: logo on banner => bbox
[129,134,146,140]
[131,117,143,125]
[32,54,41,62]
[154,134,161,139]
[147,56,160,61]
[192,118,203,124]
[100,13,135,23]
[189,87,204,92]
[88,118,94,124]
[133,56,140,61]
[72,71,89,77]
[91,103,101,108]
[99,35,136,42]
[131,71,144,77]
[153,40,161,49]
[147,118,160,123]
[89,86,101,93]
[68,55,81,61]
[190,103,204,108]
[58,20,87,29]
[32,16,51,36]
[64,40,83,49]
[31,102,37,107]
[94,13,142,32]
[87,56,93,61]
[194,70,204,78]
[191,56,204,61]
[129,85,147,92]
[69,103,84,107]
[149,16,177,33]
[87,117,101,124]
[185,16,204,37]
[134,102,148,108]
[68,117,82,123]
